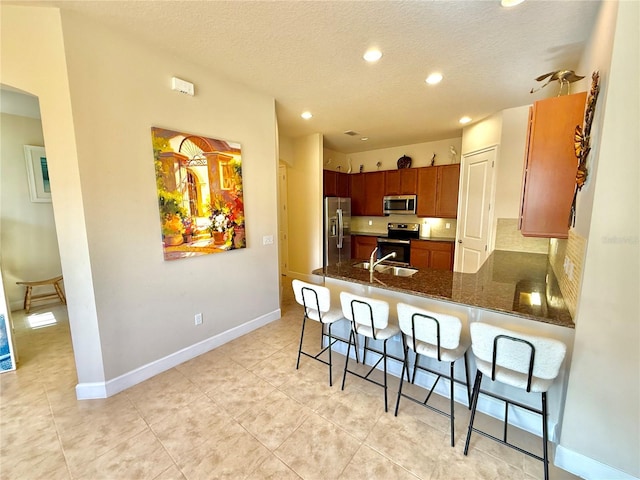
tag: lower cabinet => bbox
[410,240,454,271]
[352,235,378,260]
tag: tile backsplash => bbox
[495,218,549,253]
[351,215,457,238]
[549,230,587,320]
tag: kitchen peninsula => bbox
[312,249,575,441]
[314,250,574,328]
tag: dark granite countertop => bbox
[313,250,574,328]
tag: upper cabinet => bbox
[323,170,350,198]
[435,164,461,218]
[345,165,460,218]
[385,169,418,195]
[363,171,385,216]
[416,164,460,218]
[519,92,587,238]
[350,172,385,216]
[416,167,437,216]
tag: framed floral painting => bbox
[151,127,245,261]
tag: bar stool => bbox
[394,302,472,446]
[16,275,66,313]
[463,322,567,480]
[340,292,403,412]
[292,279,347,386]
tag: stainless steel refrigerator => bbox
[324,197,351,267]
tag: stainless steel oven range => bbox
[376,223,420,266]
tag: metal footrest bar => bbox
[299,337,339,366]
[467,428,545,462]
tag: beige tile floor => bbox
[0,278,581,479]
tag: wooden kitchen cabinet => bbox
[349,173,366,215]
[351,172,385,216]
[436,164,461,218]
[416,167,438,217]
[385,169,417,195]
[416,165,459,218]
[352,235,378,260]
[519,92,587,238]
[323,170,350,197]
[364,171,385,215]
[410,240,454,270]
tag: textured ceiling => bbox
[5,0,601,153]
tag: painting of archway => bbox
[151,127,245,261]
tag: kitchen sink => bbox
[352,262,418,277]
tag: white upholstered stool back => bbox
[340,291,391,335]
[469,322,566,392]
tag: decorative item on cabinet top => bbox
[397,155,412,169]
[569,71,600,228]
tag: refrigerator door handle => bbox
[336,209,343,249]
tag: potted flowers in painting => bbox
[162,213,185,246]
[208,195,230,245]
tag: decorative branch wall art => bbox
[151,127,246,261]
[569,71,600,227]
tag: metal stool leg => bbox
[464,370,483,455]
[449,361,455,447]
[542,392,549,480]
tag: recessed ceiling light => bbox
[501,0,525,7]
[361,137,369,141]
[459,116,472,124]
[301,111,312,119]
[363,49,382,63]
[425,73,443,85]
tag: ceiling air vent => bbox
[343,130,359,136]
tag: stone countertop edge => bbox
[313,250,575,329]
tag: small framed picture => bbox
[24,145,51,203]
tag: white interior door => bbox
[454,147,497,273]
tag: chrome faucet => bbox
[368,247,396,273]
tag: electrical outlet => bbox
[445,223,451,229]
[262,235,274,245]
[368,220,373,226]
[194,313,203,325]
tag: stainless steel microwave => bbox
[383,195,417,215]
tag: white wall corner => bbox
[75,308,281,400]
[555,445,640,480]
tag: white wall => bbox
[494,106,529,220]
[1,5,280,390]
[346,137,462,172]
[558,1,640,478]
[322,147,347,172]
[0,112,63,308]
[461,112,502,155]
[1,5,106,385]
[287,134,323,279]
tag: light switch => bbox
[263,235,274,245]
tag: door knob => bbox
[458,239,463,243]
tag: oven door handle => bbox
[377,238,411,245]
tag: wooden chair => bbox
[16,275,66,313]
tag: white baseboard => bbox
[75,308,281,400]
[555,445,639,480]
